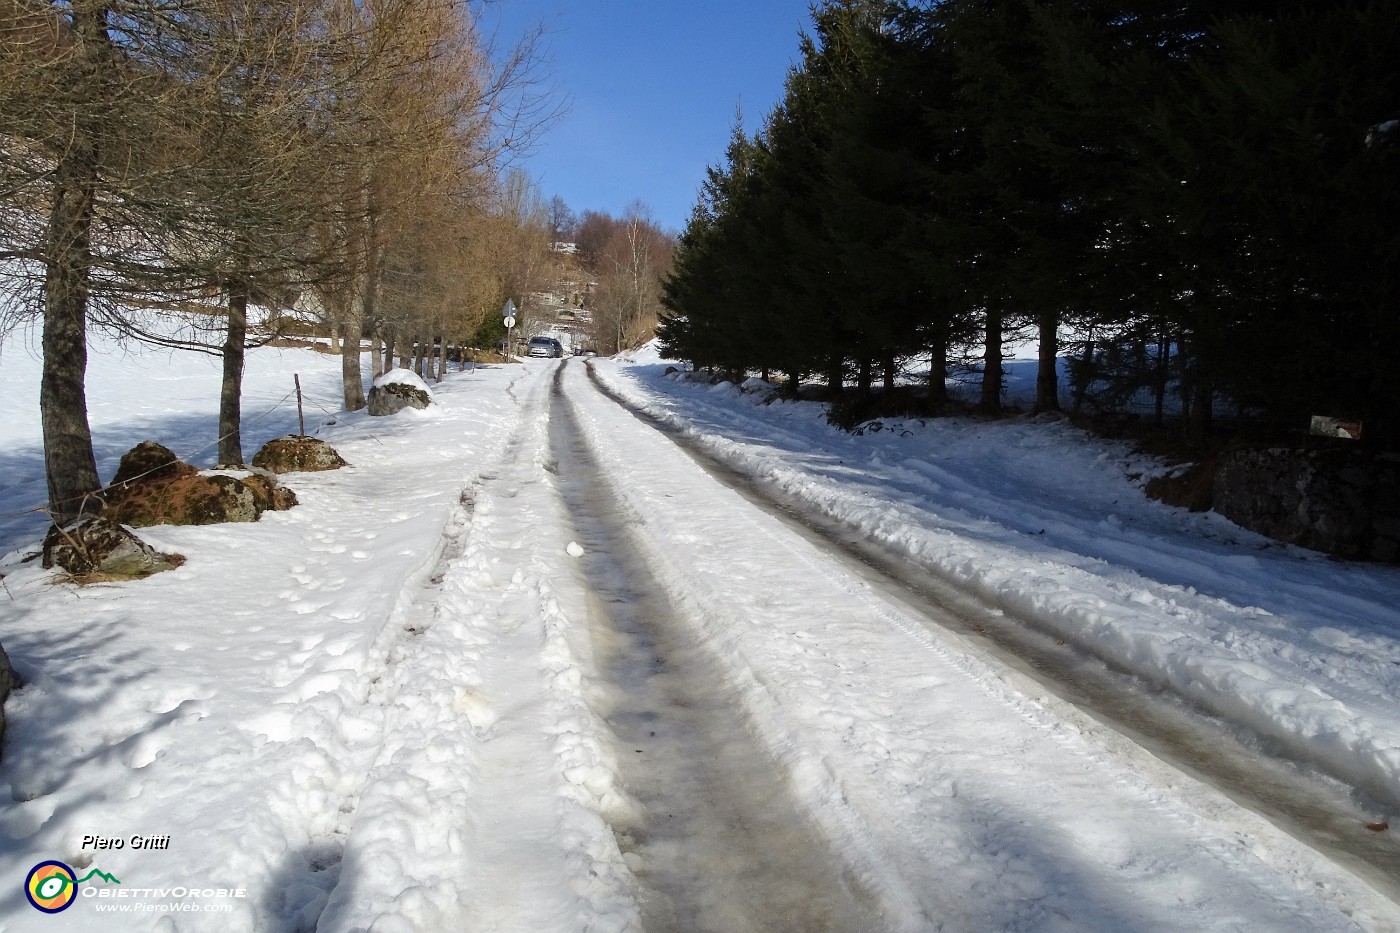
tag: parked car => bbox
[527,336,563,358]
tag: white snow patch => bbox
[373,366,433,395]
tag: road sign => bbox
[1310,416,1362,440]
[502,298,516,320]
[502,316,515,329]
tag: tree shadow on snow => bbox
[920,780,1311,932]
[0,614,162,921]
[0,406,322,555]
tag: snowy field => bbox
[0,326,357,556]
[0,330,1397,931]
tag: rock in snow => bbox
[41,516,184,580]
[105,440,297,526]
[368,368,433,416]
[252,435,349,473]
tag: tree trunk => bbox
[436,335,447,382]
[1153,331,1169,426]
[360,232,382,374]
[827,353,844,394]
[383,330,396,372]
[340,316,364,411]
[40,5,108,525]
[857,357,873,395]
[1179,335,1194,427]
[1188,376,1213,447]
[397,330,410,369]
[217,279,249,466]
[1032,308,1060,414]
[928,342,948,410]
[882,350,896,393]
[978,306,1003,415]
[41,147,102,524]
[412,333,426,378]
[926,311,950,410]
[1072,331,1095,414]
[370,330,384,379]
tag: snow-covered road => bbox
[556,360,1396,931]
[1,338,1397,931]
[550,368,881,931]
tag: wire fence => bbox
[0,378,344,530]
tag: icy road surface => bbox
[0,337,1395,931]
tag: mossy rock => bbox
[104,441,297,526]
[111,440,198,487]
[242,472,300,510]
[368,381,432,416]
[251,436,348,474]
[43,516,185,581]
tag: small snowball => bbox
[566,542,585,558]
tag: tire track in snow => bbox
[548,363,892,933]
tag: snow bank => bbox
[593,358,1400,814]
[372,367,433,394]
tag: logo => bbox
[24,861,121,913]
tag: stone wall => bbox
[1211,448,1400,563]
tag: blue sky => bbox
[484,2,817,234]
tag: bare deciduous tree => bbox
[547,194,575,246]
[1,1,226,521]
[584,203,675,354]
[314,0,556,408]
[1,0,559,518]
